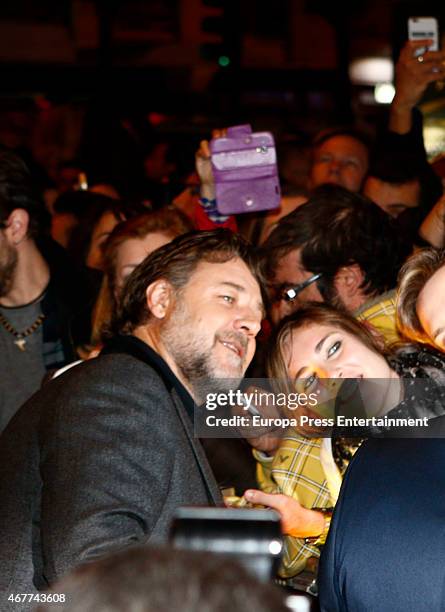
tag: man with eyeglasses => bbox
[261,184,411,345]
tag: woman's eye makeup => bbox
[303,373,317,390]
[327,340,341,358]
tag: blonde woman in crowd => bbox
[397,247,445,351]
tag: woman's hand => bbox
[245,432,281,455]
[243,490,325,538]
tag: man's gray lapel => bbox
[171,389,222,505]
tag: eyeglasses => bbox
[282,273,323,302]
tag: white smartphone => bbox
[408,17,439,55]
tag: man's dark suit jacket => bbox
[0,335,221,607]
[319,417,445,612]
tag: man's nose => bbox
[233,309,262,336]
[328,160,341,175]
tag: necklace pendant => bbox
[14,338,26,351]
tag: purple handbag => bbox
[210,124,281,215]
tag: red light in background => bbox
[147,112,169,126]
[35,95,52,111]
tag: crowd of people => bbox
[1,39,445,612]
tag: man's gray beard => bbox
[160,305,244,404]
[0,243,18,298]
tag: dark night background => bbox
[0,0,443,196]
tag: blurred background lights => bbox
[268,539,283,555]
[374,82,396,104]
[423,125,445,159]
[349,57,393,85]
[218,55,230,67]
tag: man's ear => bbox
[145,279,174,320]
[333,264,365,304]
[5,209,29,245]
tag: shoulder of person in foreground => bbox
[319,435,445,611]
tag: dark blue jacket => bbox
[319,416,445,612]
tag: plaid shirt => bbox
[354,289,400,345]
[255,435,333,578]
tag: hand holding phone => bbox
[392,37,445,112]
[408,17,439,55]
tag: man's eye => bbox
[221,295,235,304]
[327,341,341,358]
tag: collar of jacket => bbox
[101,334,195,422]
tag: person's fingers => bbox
[405,38,433,50]
[417,59,445,70]
[396,60,445,88]
[424,70,445,85]
[201,140,211,158]
[414,67,445,86]
[411,64,445,80]
[400,39,434,55]
[401,54,445,70]
[244,489,285,510]
[399,41,445,66]
[245,433,281,453]
[211,128,228,139]
[196,139,211,160]
[412,52,445,67]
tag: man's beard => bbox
[160,300,248,403]
[0,242,18,298]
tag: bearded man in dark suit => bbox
[0,229,264,608]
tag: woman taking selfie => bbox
[244,303,445,582]
[397,247,445,351]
